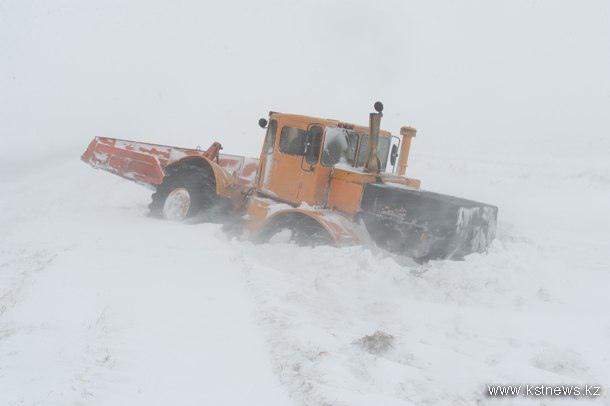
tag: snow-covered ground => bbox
[1,146,608,405]
[0,158,291,405]
[2,1,609,404]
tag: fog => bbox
[2,2,610,404]
[2,0,609,167]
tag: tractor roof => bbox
[269,112,392,137]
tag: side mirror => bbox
[390,144,399,166]
[258,118,268,129]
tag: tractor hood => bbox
[359,182,498,261]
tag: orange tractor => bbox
[82,102,497,261]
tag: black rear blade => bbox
[360,184,498,261]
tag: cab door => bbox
[296,124,330,204]
[265,120,310,204]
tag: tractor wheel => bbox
[257,214,333,247]
[149,163,217,221]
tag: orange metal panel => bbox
[326,168,376,215]
[327,178,363,215]
[245,195,362,245]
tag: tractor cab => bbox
[254,109,400,208]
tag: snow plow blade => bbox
[81,137,222,187]
[360,184,498,261]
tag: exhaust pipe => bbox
[365,101,384,173]
[397,126,417,176]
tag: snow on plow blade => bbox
[81,137,222,187]
[81,137,170,186]
[360,184,498,261]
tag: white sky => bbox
[1,0,609,165]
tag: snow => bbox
[1,148,609,405]
[262,150,274,190]
[334,162,367,174]
[2,1,609,404]
[0,163,290,405]
[456,206,497,252]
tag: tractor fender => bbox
[165,156,235,199]
[258,207,363,246]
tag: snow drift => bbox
[1,147,608,405]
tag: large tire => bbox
[149,162,217,221]
[257,214,332,247]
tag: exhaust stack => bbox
[365,101,384,174]
[397,126,417,176]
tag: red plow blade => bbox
[81,137,222,187]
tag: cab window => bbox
[321,127,359,166]
[356,135,391,170]
[305,125,323,164]
[279,127,307,155]
[263,119,277,154]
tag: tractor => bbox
[82,102,497,261]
